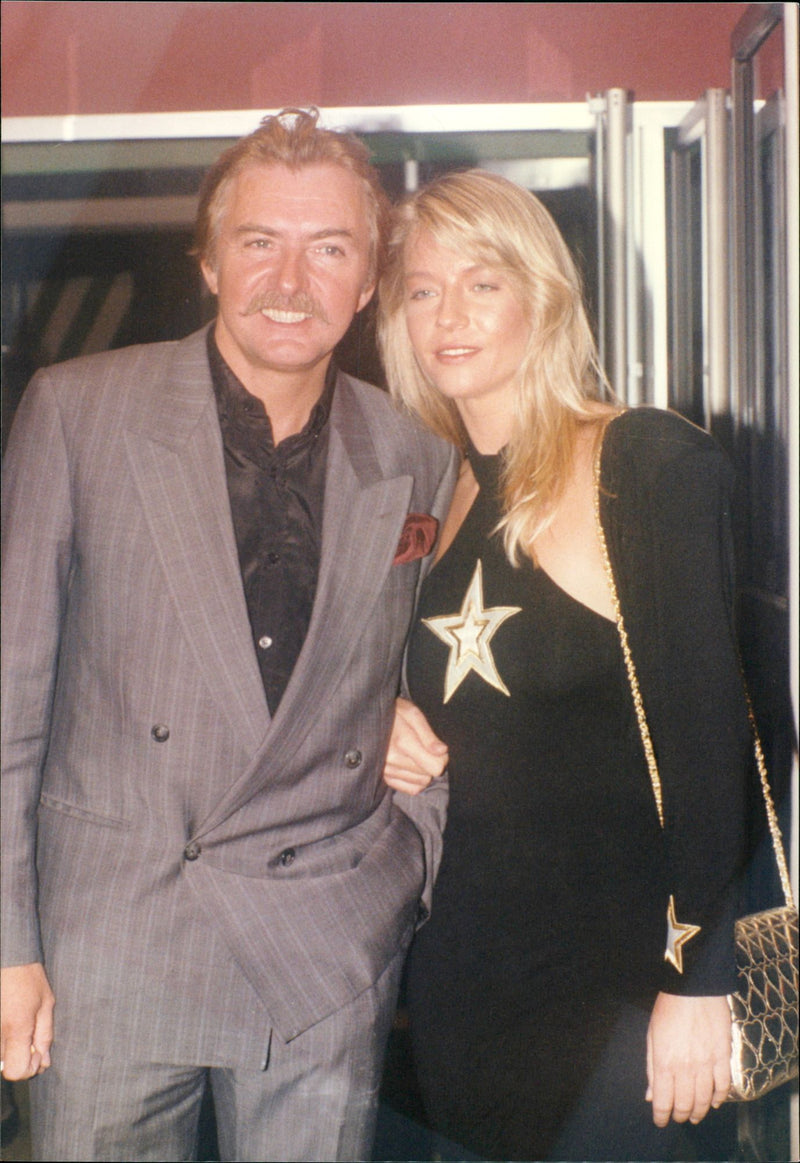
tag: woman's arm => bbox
[600,411,751,1125]
[601,412,749,997]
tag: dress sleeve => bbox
[600,412,750,995]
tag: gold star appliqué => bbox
[423,560,521,703]
[664,894,701,974]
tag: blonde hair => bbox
[193,107,389,284]
[378,169,613,565]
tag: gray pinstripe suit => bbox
[1,326,458,1159]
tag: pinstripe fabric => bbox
[1,327,459,1078]
[29,942,408,1162]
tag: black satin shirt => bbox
[207,331,334,714]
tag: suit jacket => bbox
[1,326,458,1064]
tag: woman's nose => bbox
[436,289,468,329]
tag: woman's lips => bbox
[435,346,480,360]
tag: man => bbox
[1,108,458,1162]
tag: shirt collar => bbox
[206,326,336,447]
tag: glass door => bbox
[666,89,730,435]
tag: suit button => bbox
[344,749,362,769]
[278,848,296,867]
[416,902,430,924]
[184,841,201,861]
[151,724,170,742]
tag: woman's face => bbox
[402,228,530,423]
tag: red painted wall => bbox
[2,1,748,118]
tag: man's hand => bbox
[1,963,55,1079]
[646,992,731,1126]
[383,697,449,796]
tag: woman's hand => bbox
[384,697,449,795]
[646,992,732,1126]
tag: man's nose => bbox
[276,248,306,294]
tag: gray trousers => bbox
[29,946,405,1162]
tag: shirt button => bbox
[184,841,201,861]
[279,848,296,867]
[258,636,273,650]
[344,749,362,769]
[151,724,170,742]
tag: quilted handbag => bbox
[728,903,798,1100]
[725,718,798,1101]
[592,449,798,1103]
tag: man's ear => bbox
[357,282,376,313]
[201,259,219,297]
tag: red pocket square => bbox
[393,513,439,565]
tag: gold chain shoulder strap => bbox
[592,444,664,828]
[745,695,795,908]
[592,438,795,910]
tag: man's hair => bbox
[377,169,611,566]
[193,107,389,284]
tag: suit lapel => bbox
[124,329,270,754]
[194,374,413,835]
[272,377,414,733]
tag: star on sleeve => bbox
[664,894,701,974]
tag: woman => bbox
[377,171,749,1161]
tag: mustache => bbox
[242,292,330,324]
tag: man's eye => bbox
[317,244,345,256]
[409,288,434,300]
[245,238,272,249]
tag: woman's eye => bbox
[409,288,435,300]
[474,282,499,292]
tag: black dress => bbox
[404,410,748,1161]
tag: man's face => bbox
[202,162,374,386]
